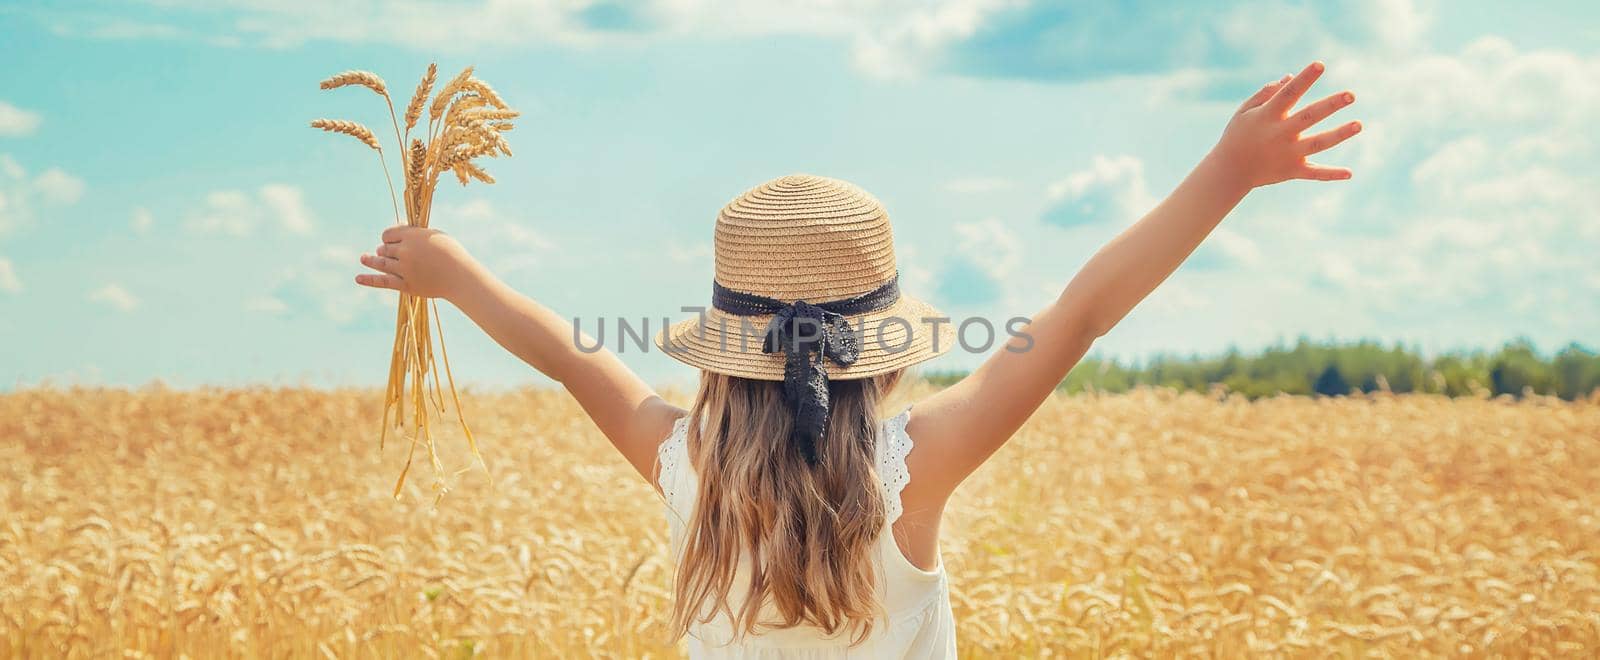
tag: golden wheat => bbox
[464,108,521,122]
[460,78,508,109]
[311,63,516,497]
[309,118,381,150]
[452,161,494,186]
[430,66,476,122]
[445,95,489,125]
[406,139,426,215]
[318,70,389,97]
[3,386,1596,658]
[404,63,437,132]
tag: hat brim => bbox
[655,295,956,381]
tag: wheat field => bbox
[2,385,1597,658]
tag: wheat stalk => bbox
[310,63,515,498]
[310,119,400,224]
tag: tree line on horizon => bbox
[924,339,1600,401]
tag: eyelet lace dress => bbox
[655,406,957,659]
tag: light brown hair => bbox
[667,369,903,644]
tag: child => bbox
[355,60,1359,657]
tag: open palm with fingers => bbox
[1215,61,1361,188]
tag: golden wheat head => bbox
[404,64,437,132]
[443,95,489,128]
[309,119,382,151]
[464,108,519,122]
[452,162,494,186]
[430,66,476,121]
[407,139,426,192]
[460,78,508,109]
[319,70,389,98]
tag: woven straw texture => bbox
[657,174,954,381]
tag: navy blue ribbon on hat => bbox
[711,274,901,465]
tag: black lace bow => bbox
[711,276,901,464]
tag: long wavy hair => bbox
[666,369,903,644]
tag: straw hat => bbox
[657,174,954,381]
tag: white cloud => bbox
[265,245,386,325]
[22,0,1453,87]
[0,257,21,293]
[32,0,1029,79]
[444,199,554,273]
[1167,29,1600,344]
[935,216,1021,307]
[1319,37,1596,302]
[1410,136,1488,196]
[33,168,86,204]
[1363,0,1431,50]
[849,0,1021,79]
[190,190,256,235]
[1314,254,1370,292]
[951,217,1020,281]
[1206,228,1262,266]
[187,184,314,236]
[897,243,936,297]
[0,155,85,234]
[0,101,41,136]
[47,0,1008,57]
[131,207,154,234]
[259,183,314,234]
[1145,280,1209,316]
[847,0,1429,81]
[43,0,595,50]
[1042,155,1154,227]
[89,284,139,312]
[251,200,550,324]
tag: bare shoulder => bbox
[897,392,970,511]
[613,395,689,488]
[642,397,689,443]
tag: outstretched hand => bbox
[355,225,481,300]
[1214,61,1361,187]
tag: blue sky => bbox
[1,0,1596,388]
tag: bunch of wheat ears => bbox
[310,65,517,499]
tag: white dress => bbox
[656,407,958,659]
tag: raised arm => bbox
[356,225,682,485]
[908,61,1361,499]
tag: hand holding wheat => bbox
[310,64,518,500]
[358,225,484,300]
